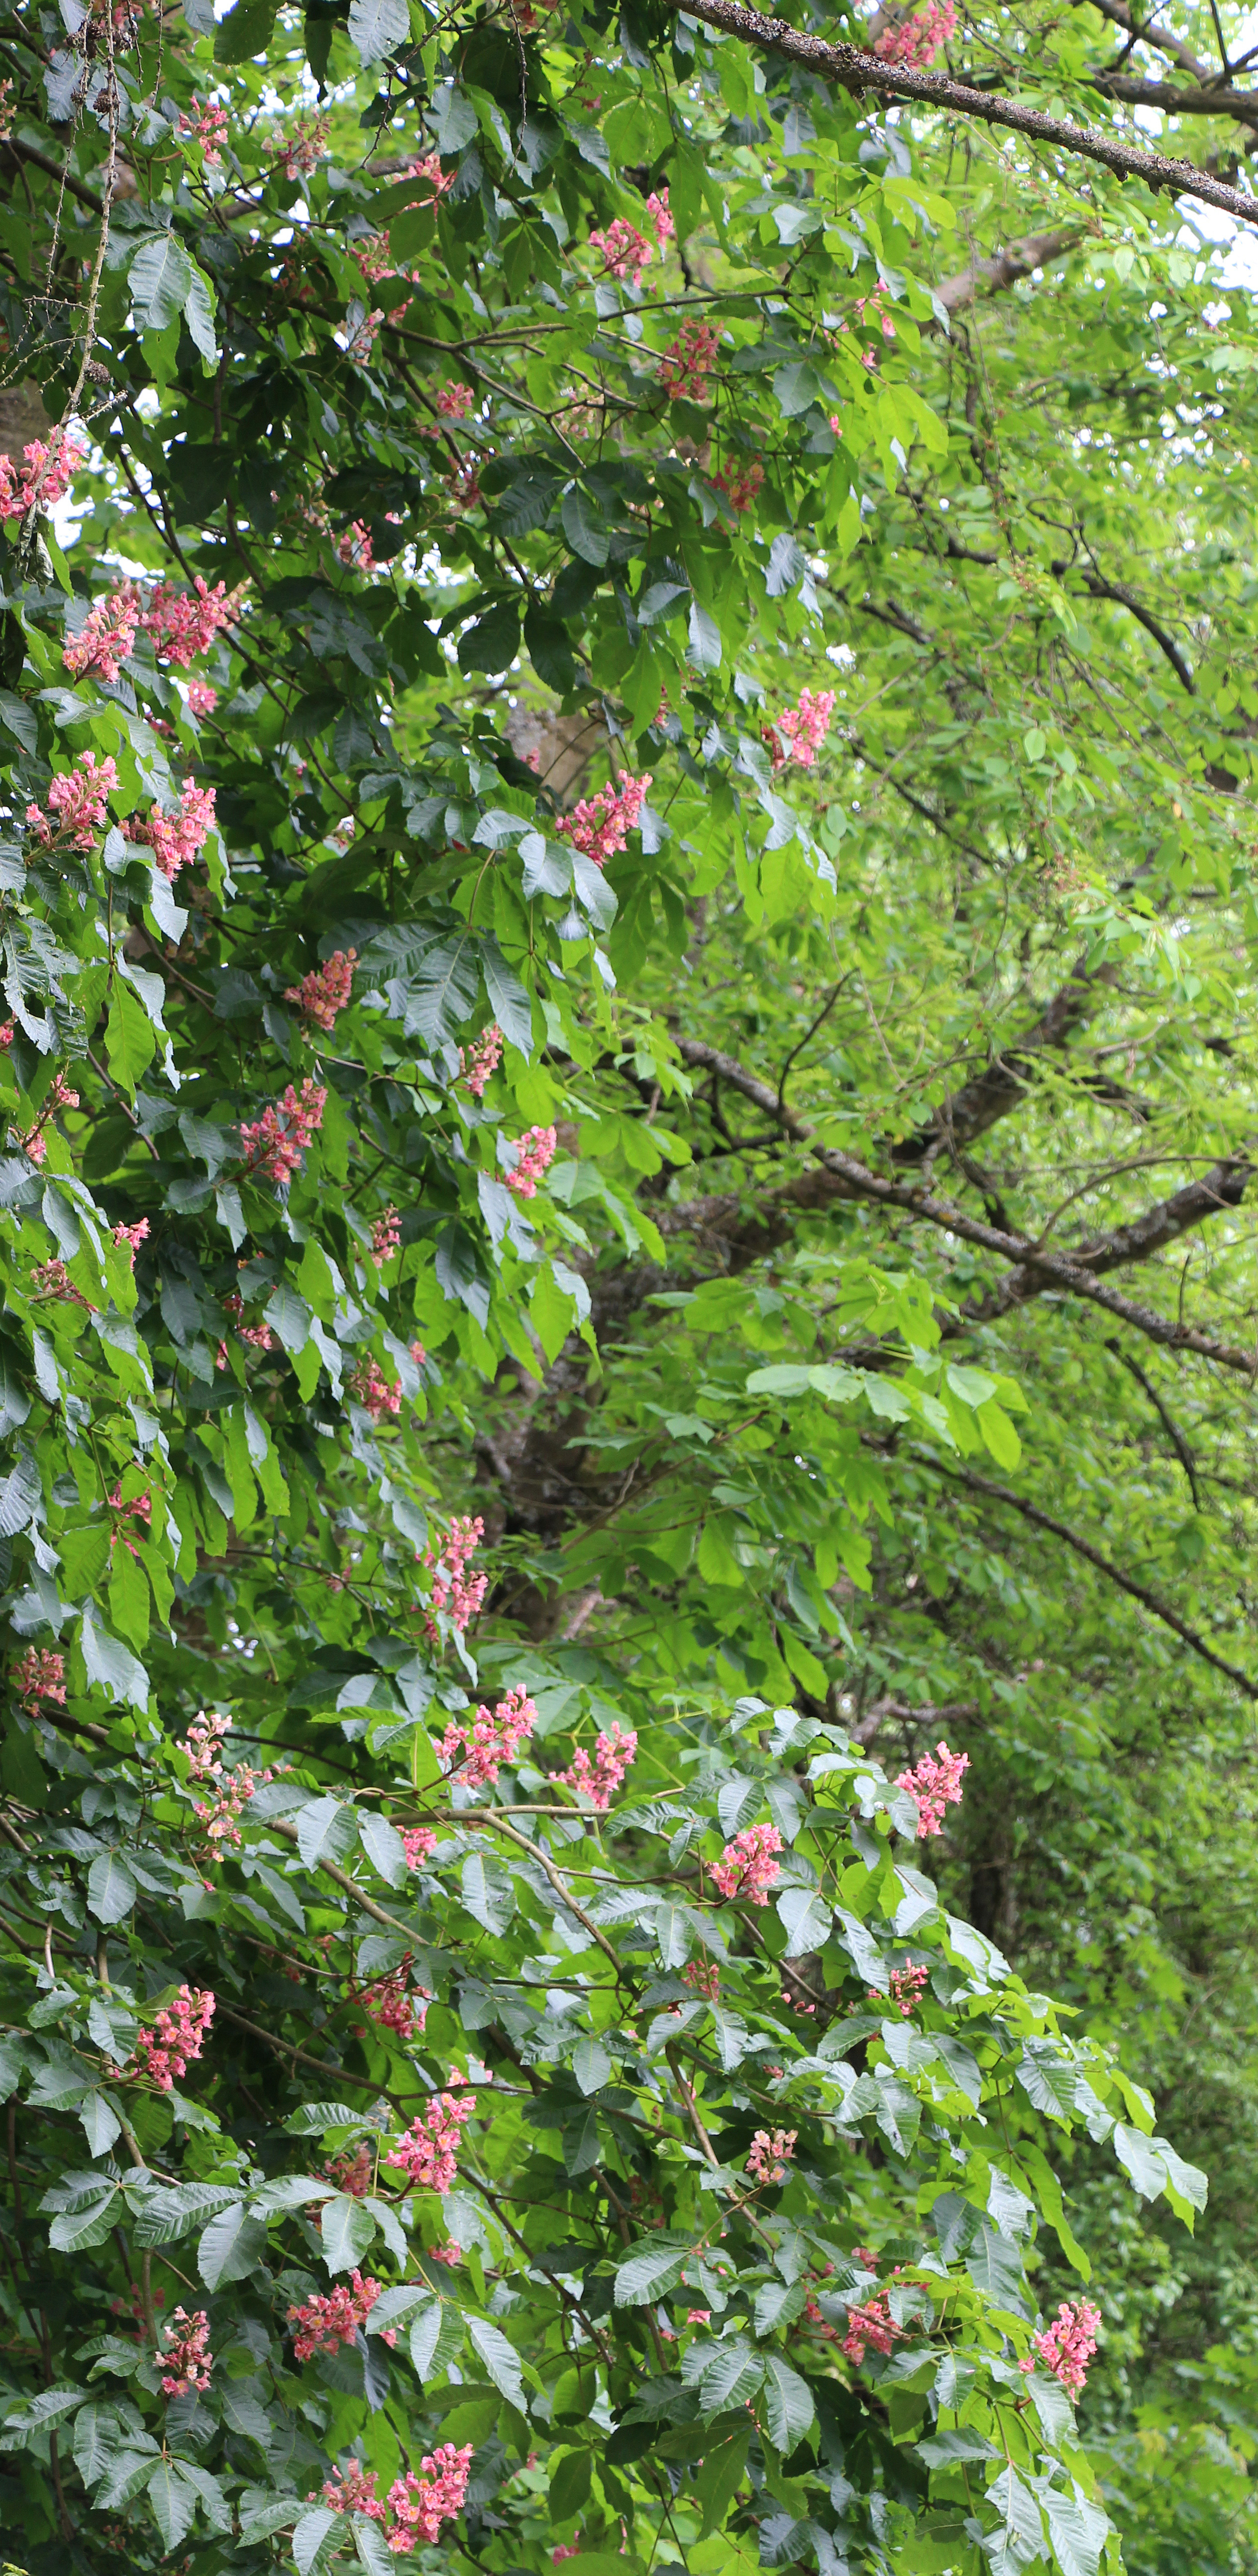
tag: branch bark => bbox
[679,0,1258,228]
[932,229,1086,318]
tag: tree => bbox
[0,0,1255,2565]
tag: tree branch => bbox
[679,0,1258,228]
[932,228,1087,318]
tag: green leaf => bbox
[347,0,409,58]
[759,2354,814,2453]
[321,2191,377,2273]
[86,1850,137,1927]
[129,233,193,335]
[197,2203,267,2288]
[147,2458,200,2551]
[614,2234,694,2305]
[468,2314,526,2407]
[296,1794,360,1870]
[561,485,610,568]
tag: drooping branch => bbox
[915,1452,1258,1699]
[679,0,1258,227]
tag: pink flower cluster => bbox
[683,1960,720,2000]
[435,382,474,420]
[873,0,956,63]
[182,1709,271,1850]
[843,2293,899,2364]
[325,2143,374,2197]
[358,1960,429,2040]
[896,1739,969,1837]
[239,1076,326,1185]
[139,577,245,669]
[746,2127,797,2185]
[186,678,218,718]
[711,1821,783,1905]
[767,687,837,771]
[713,459,764,513]
[385,2076,475,2192]
[14,1647,66,1714]
[556,1722,637,1811]
[348,1356,402,1419]
[322,2445,472,2552]
[1021,2299,1100,2398]
[63,591,139,684]
[286,947,356,1032]
[459,1022,504,1099]
[556,769,651,869]
[268,110,329,178]
[647,187,674,247]
[589,217,653,285]
[289,2270,383,2361]
[113,1218,150,1260]
[407,151,454,206]
[506,1125,557,1199]
[132,1986,215,2092]
[438,1687,537,1788]
[26,750,117,851]
[371,1205,401,1265]
[423,1514,487,1634]
[159,2305,212,2396]
[660,321,721,400]
[124,781,216,881]
[179,95,228,160]
[872,1960,930,2017]
[403,1827,437,1870]
[0,430,87,521]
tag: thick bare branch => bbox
[933,229,1086,317]
[679,0,1258,228]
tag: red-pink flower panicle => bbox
[385,2078,475,2192]
[647,187,674,248]
[873,1959,930,2017]
[506,1125,557,1200]
[659,321,720,400]
[403,1827,438,1870]
[371,1204,402,1266]
[746,2127,796,2185]
[14,1647,66,1714]
[438,1687,537,1789]
[711,1821,783,1905]
[556,1722,637,1811]
[238,1077,327,1185]
[767,687,837,771]
[182,1709,272,1850]
[159,2305,212,2396]
[179,96,228,160]
[185,677,218,718]
[683,1960,720,2000]
[286,947,356,1033]
[0,429,88,521]
[132,1986,215,2091]
[124,781,216,881]
[348,1356,402,1419]
[422,1514,487,1634]
[459,1022,504,1100]
[1020,2299,1100,2398]
[713,459,764,514]
[288,2270,383,2361]
[268,110,329,178]
[26,750,118,851]
[896,1739,969,1838]
[556,769,651,869]
[435,381,474,419]
[873,0,956,63]
[589,217,653,284]
[843,2293,899,2364]
[320,2447,471,2553]
[112,1218,150,1260]
[63,591,139,683]
[139,576,245,669]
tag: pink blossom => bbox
[553,2549,581,2565]
[589,217,653,284]
[647,186,674,249]
[348,1356,402,1419]
[423,1514,487,1634]
[185,678,218,717]
[506,1124,557,1200]
[286,948,356,1033]
[843,2293,899,2364]
[139,576,245,668]
[358,1960,428,2040]
[403,1827,437,1870]
[410,1338,427,1368]
[746,2128,796,2185]
[131,1986,215,2091]
[766,687,837,772]
[181,1709,272,1850]
[28,1256,77,1296]
[268,111,329,178]
[385,2079,475,2192]
[406,151,454,205]
[896,1739,969,1838]
[873,0,956,64]
[428,2240,462,2265]
[872,1959,930,2017]
[438,1687,537,1789]
[238,1320,273,1350]
[26,750,118,851]
[160,2305,212,2396]
[337,519,376,572]
[371,1204,401,1265]
[556,769,651,869]
[344,305,384,363]
[685,2308,711,2325]
[711,1821,783,1905]
[0,429,88,521]
[288,2270,382,2361]
[239,1076,327,1185]
[178,96,228,162]
[713,459,764,513]
[14,1647,66,1714]
[435,382,474,419]
[0,1023,12,1048]
[124,781,216,881]
[659,321,721,400]
[63,591,138,683]
[1020,2299,1100,2398]
[325,2143,373,2198]
[112,1217,150,1259]
[352,235,392,287]
[557,1722,637,1811]
[458,1022,504,1099]
[321,2448,472,2553]
[683,1961,720,2000]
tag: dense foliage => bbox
[1,0,1258,2567]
